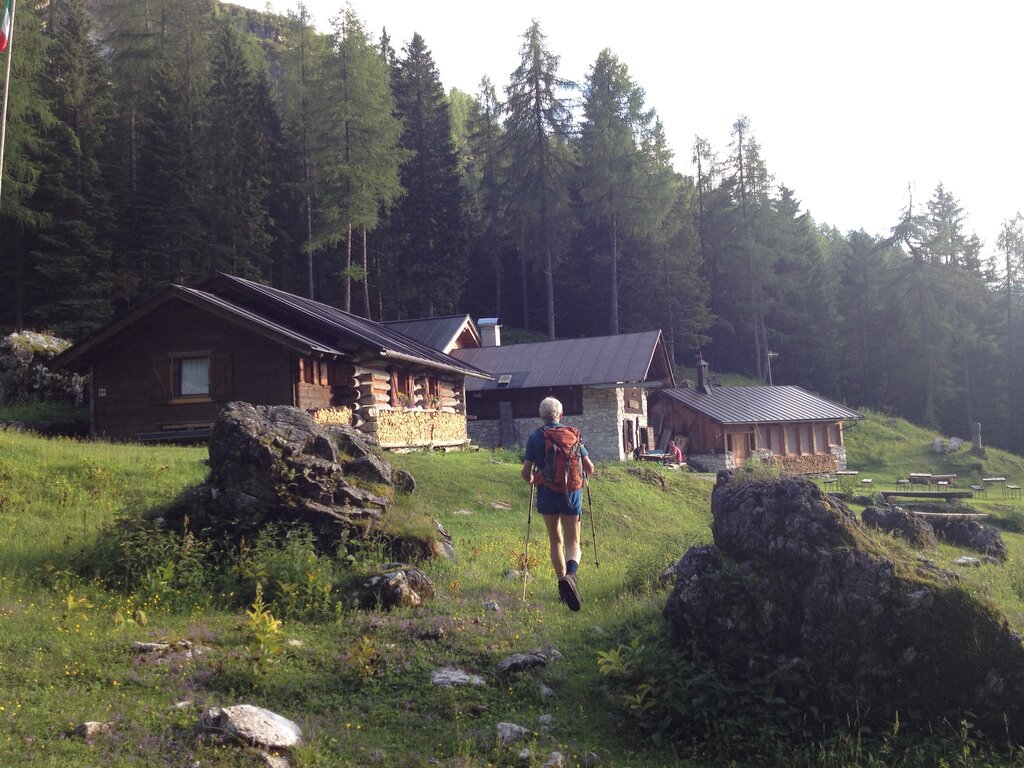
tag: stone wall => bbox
[688,452,737,473]
[466,386,646,462]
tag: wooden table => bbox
[909,473,933,486]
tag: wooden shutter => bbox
[151,354,172,402]
[210,352,233,401]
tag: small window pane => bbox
[180,358,209,396]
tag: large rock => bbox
[344,566,435,610]
[663,476,1024,741]
[861,505,938,547]
[162,403,402,551]
[930,517,1008,560]
[0,331,83,405]
[200,704,301,749]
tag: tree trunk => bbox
[344,221,352,312]
[610,214,619,335]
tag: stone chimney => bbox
[478,318,501,347]
[696,357,712,395]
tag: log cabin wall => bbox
[88,300,294,441]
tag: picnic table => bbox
[908,473,932,486]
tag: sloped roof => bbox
[655,385,863,424]
[380,315,478,353]
[53,274,491,380]
[451,331,673,391]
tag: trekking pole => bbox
[523,481,535,602]
[585,474,599,569]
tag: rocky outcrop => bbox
[161,403,431,555]
[0,331,82,405]
[861,505,938,547]
[663,476,1024,741]
[930,517,1008,560]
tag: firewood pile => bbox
[310,407,353,427]
[376,409,468,447]
[775,454,838,474]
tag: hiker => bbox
[521,396,596,612]
[664,440,683,465]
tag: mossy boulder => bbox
[663,476,1024,742]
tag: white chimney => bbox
[478,317,501,347]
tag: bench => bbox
[881,490,974,503]
[970,484,985,497]
[1008,484,1022,499]
[134,420,214,444]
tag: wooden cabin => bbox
[50,273,491,446]
[648,359,863,473]
[449,328,675,461]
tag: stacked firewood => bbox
[376,410,468,447]
[310,407,353,426]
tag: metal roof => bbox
[451,331,670,391]
[379,315,477,353]
[655,385,863,424]
[201,274,491,379]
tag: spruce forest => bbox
[3,0,1024,454]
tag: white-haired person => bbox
[520,396,596,611]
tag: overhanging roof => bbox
[380,315,479,353]
[451,331,674,391]
[655,385,863,425]
[53,274,493,381]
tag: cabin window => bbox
[178,357,210,397]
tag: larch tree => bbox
[320,9,405,315]
[502,20,575,338]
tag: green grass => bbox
[4,414,1024,766]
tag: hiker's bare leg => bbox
[542,513,566,579]
[561,513,581,568]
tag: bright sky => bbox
[238,0,1024,257]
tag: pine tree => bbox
[390,32,465,317]
[503,21,575,338]
[0,0,55,328]
[578,49,675,335]
[29,0,117,337]
[205,19,273,279]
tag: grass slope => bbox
[2,413,1024,766]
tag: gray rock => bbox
[664,476,1024,742]
[518,748,533,760]
[497,652,548,675]
[931,518,1007,560]
[71,721,112,739]
[346,567,435,610]
[200,704,301,749]
[393,468,417,494]
[583,752,601,767]
[537,713,554,727]
[954,556,982,567]
[258,753,290,768]
[483,601,501,612]
[861,506,938,547]
[538,684,555,698]
[496,721,530,745]
[543,752,566,768]
[430,667,485,688]
[0,331,82,406]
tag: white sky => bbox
[237,0,1024,257]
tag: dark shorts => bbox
[536,487,583,516]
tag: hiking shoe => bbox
[558,574,581,612]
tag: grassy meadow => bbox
[3,411,1024,766]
